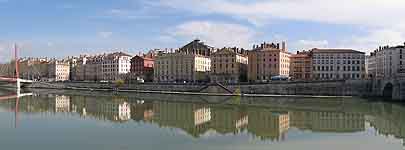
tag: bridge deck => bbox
[0,77,33,83]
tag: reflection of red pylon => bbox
[14,96,19,128]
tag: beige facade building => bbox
[154,40,213,83]
[210,47,248,83]
[84,55,104,81]
[48,60,70,81]
[248,42,291,82]
[312,48,366,80]
[68,55,88,81]
[290,51,312,81]
[368,44,405,79]
[73,56,88,81]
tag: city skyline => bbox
[1,0,405,62]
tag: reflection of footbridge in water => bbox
[0,88,33,128]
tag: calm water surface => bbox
[0,89,404,150]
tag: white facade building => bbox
[101,52,132,81]
[312,48,366,80]
[48,60,70,81]
[368,44,405,79]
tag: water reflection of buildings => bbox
[151,102,288,140]
[153,101,212,137]
[210,106,248,134]
[82,97,131,122]
[247,109,290,141]
[131,101,154,122]
[290,111,365,133]
[51,95,70,112]
[0,94,378,142]
[367,103,405,145]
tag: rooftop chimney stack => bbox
[282,41,286,51]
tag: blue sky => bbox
[1,0,405,61]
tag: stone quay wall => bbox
[28,80,373,97]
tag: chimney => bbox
[297,51,299,54]
[277,43,280,49]
[282,41,286,51]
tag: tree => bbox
[114,79,125,90]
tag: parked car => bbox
[271,75,291,81]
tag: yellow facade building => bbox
[290,51,313,81]
[154,40,213,83]
[210,47,248,83]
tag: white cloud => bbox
[297,40,329,49]
[159,0,405,52]
[46,42,54,47]
[158,0,405,27]
[98,32,113,39]
[102,8,157,20]
[167,21,256,48]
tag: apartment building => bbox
[48,60,70,81]
[311,48,366,80]
[248,42,291,82]
[101,52,132,81]
[130,52,155,82]
[84,54,105,81]
[368,44,405,79]
[210,47,248,83]
[290,51,312,81]
[154,40,213,83]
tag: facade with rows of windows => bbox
[248,42,291,82]
[368,44,405,79]
[311,48,366,80]
[48,60,70,81]
[101,52,132,81]
[210,47,248,83]
[290,51,312,81]
[154,40,214,83]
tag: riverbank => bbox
[24,80,369,98]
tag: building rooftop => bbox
[311,48,364,54]
[212,47,247,56]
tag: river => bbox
[0,89,404,150]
